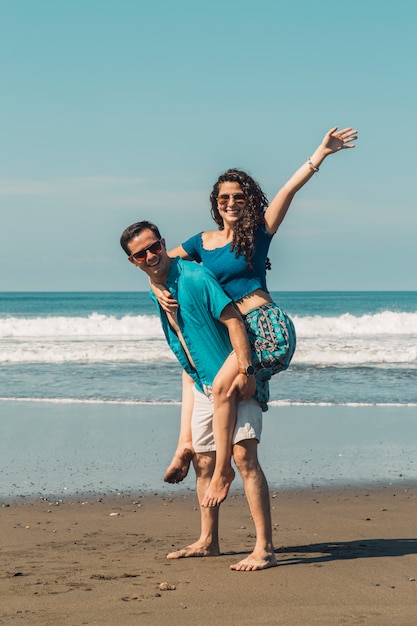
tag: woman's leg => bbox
[201,352,239,508]
[244,304,297,412]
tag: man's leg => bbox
[231,439,277,571]
[164,371,195,483]
[168,386,222,558]
[167,451,221,558]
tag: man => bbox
[120,220,277,571]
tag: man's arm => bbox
[219,304,256,399]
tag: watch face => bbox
[246,365,255,376]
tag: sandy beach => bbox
[2,401,417,624]
[2,485,417,625]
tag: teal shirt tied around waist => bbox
[150,257,234,391]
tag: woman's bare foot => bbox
[163,446,194,483]
[230,549,277,571]
[167,540,220,559]
[201,466,235,508]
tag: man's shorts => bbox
[192,385,262,453]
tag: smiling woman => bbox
[151,126,358,507]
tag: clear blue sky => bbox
[1,0,416,291]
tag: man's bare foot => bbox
[167,540,220,559]
[163,447,194,483]
[201,467,235,508]
[230,550,277,571]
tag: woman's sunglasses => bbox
[130,239,162,262]
[217,193,246,207]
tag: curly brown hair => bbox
[209,169,271,270]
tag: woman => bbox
[158,126,357,507]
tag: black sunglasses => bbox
[130,239,162,262]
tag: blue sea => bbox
[1,291,416,407]
[1,291,417,497]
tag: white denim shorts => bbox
[191,385,262,453]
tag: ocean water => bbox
[1,290,417,407]
[1,291,417,496]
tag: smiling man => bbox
[120,220,277,571]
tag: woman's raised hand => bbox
[322,126,358,155]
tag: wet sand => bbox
[2,485,417,625]
[2,401,417,497]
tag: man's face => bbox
[127,229,170,282]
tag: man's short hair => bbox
[120,221,162,255]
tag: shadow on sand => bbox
[275,538,417,566]
[225,538,417,565]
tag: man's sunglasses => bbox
[130,239,162,262]
[217,193,246,206]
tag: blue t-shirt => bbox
[182,226,273,301]
[150,257,233,390]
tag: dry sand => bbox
[2,484,417,625]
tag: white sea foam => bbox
[0,397,181,405]
[268,400,417,408]
[295,311,417,336]
[1,397,416,408]
[0,313,163,338]
[2,310,416,338]
[0,338,175,363]
[0,311,416,366]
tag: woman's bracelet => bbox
[308,158,319,174]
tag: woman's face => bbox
[216,181,247,226]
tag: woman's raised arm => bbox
[264,126,357,235]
